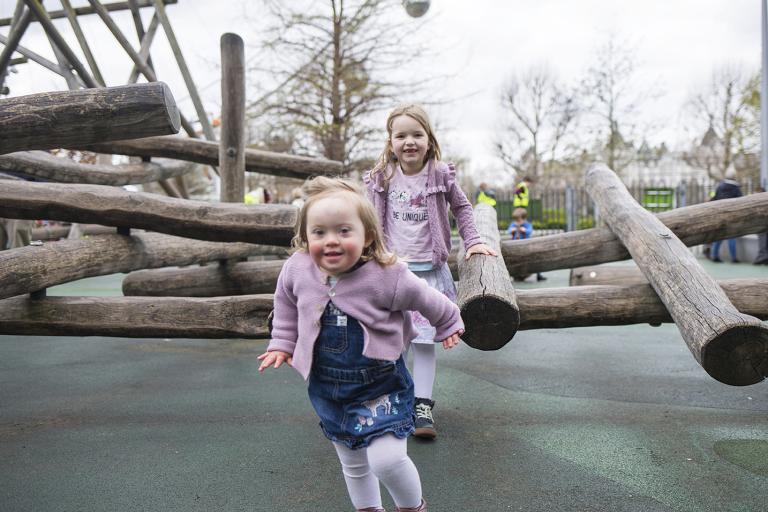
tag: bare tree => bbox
[683,66,760,180]
[580,35,656,173]
[494,65,579,180]
[246,0,432,171]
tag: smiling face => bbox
[390,114,429,175]
[305,192,370,276]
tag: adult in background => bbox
[709,165,743,263]
[474,182,497,207]
[513,175,535,208]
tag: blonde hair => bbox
[291,176,397,266]
[512,207,528,220]
[370,103,442,181]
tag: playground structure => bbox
[1,3,767,389]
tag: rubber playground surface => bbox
[1,260,766,511]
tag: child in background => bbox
[364,104,496,440]
[259,176,463,512]
[506,207,546,281]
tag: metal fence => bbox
[492,177,758,233]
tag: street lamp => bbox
[403,0,431,18]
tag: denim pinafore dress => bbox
[307,300,415,449]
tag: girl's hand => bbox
[257,350,293,372]
[465,243,497,259]
[440,330,463,350]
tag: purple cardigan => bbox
[364,160,482,268]
[267,252,464,380]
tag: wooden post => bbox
[127,0,155,74]
[0,181,296,245]
[0,232,276,300]
[586,163,768,386]
[0,151,193,185]
[0,2,32,90]
[456,203,520,350]
[79,136,345,180]
[127,13,159,83]
[0,83,180,154]
[219,33,246,203]
[60,0,105,86]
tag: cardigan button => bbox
[328,290,336,297]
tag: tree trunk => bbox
[586,163,768,386]
[0,181,296,245]
[0,232,274,300]
[2,279,765,340]
[0,82,180,155]
[500,192,768,275]
[456,203,519,350]
[79,135,344,180]
[0,151,193,185]
[122,259,287,296]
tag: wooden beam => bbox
[0,151,194,185]
[22,0,99,88]
[127,12,159,83]
[586,163,768,386]
[0,4,33,90]
[569,264,647,287]
[456,203,520,350]
[79,136,345,180]
[0,82,181,155]
[0,232,279,300]
[0,0,178,26]
[122,259,287,296]
[60,0,105,86]
[500,192,768,275]
[2,279,766,339]
[219,33,246,203]
[127,0,156,74]
[0,181,296,245]
[29,223,115,241]
[0,33,71,76]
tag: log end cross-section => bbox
[701,325,768,386]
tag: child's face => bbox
[306,193,370,276]
[390,114,429,174]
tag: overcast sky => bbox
[1,0,761,181]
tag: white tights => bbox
[409,342,436,399]
[333,434,422,510]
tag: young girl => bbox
[258,176,463,512]
[364,103,496,440]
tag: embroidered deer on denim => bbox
[361,394,392,417]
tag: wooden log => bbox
[0,294,273,338]
[569,264,647,287]
[0,181,296,245]
[0,0,178,26]
[29,223,115,241]
[0,151,194,185]
[2,279,766,339]
[501,192,768,275]
[0,83,181,155]
[79,136,344,180]
[456,203,519,350]
[219,33,246,203]
[0,232,276,300]
[518,279,768,330]
[122,259,287,296]
[586,163,768,386]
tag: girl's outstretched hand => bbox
[465,243,497,258]
[258,350,293,372]
[440,330,463,350]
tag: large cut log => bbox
[0,151,194,185]
[79,135,344,180]
[0,82,180,155]
[586,163,768,386]
[456,203,519,350]
[518,279,768,329]
[2,279,766,339]
[0,294,272,338]
[122,259,287,296]
[0,181,296,245]
[501,192,768,275]
[569,264,647,287]
[0,232,275,300]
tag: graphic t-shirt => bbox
[384,165,432,263]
